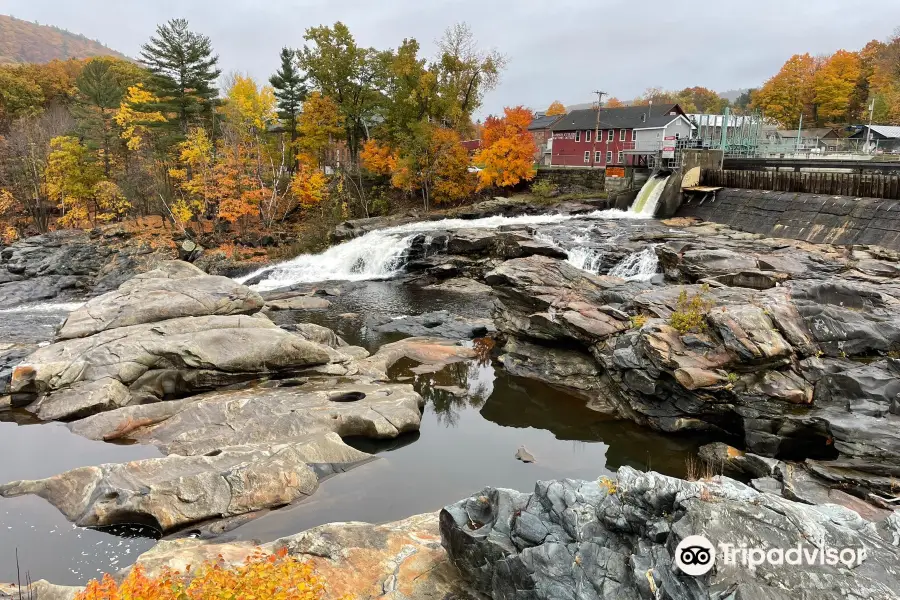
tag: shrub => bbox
[669,289,714,334]
[531,178,556,198]
[76,548,326,600]
[630,314,649,329]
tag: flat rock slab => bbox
[0,432,370,533]
[12,314,342,418]
[58,261,264,340]
[425,277,495,295]
[0,580,81,600]
[69,380,425,456]
[370,310,495,340]
[131,513,477,600]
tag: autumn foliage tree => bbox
[476,106,536,191]
[545,100,566,116]
[752,53,820,128]
[391,122,475,210]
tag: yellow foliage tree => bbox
[92,180,131,222]
[605,97,625,108]
[814,50,861,124]
[114,84,167,150]
[297,92,344,169]
[0,189,18,244]
[476,106,537,190]
[75,549,326,600]
[168,127,214,224]
[752,53,819,128]
[290,158,330,209]
[391,124,475,209]
[225,74,277,132]
[45,136,101,227]
[545,100,566,116]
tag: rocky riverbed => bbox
[1,198,899,598]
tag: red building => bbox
[549,104,687,167]
[528,113,564,165]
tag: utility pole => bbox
[591,90,606,168]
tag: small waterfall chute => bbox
[608,247,659,281]
[630,174,670,217]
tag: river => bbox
[0,204,702,585]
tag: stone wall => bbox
[677,187,900,250]
[533,168,605,192]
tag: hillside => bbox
[0,14,127,64]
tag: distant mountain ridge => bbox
[0,14,127,64]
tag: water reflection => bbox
[0,421,161,585]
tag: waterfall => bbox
[239,209,650,290]
[608,247,659,281]
[566,247,605,273]
[630,175,670,217]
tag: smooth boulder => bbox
[0,433,370,533]
[58,261,264,340]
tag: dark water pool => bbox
[0,283,704,586]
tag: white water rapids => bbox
[0,302,85,314]
[608,246,660,281]
[239,208,652,290]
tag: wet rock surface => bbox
[1,261,429,537]
[0,229,175,310]
[440,467,900,600]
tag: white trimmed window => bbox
[584,151,590,163]
[620,129,626,141]
[606,151,612,163]
[617,151,624,164]
[575,130,581,142]
[585,130,591,142]
[608,130,614,141]
[595,151,602,162]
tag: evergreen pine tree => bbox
[269,47,307,143]
[75,58,126,177]
[139,18,221,137]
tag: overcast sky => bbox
[5,0,900,115]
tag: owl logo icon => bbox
[675,535,716,576]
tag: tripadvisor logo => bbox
[674,535,867,576]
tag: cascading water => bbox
[566,247,605,273]
[239,209,650,290]
[608,246,659,281]
[630,175,670,217]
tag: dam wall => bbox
[676,188,900,250]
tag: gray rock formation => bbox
[440,467,900,600]
[68,380,424,455]
[0,432,370,533]
[13,313,341,418]
[57,261,264,339]
[370,310,496,340]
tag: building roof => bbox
[633,114,694,130]
[862,125,900,139]
[551,104,683,132]
[777,128,841,139]
[528,114,564,131]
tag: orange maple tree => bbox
[545,100,566,116]
[360,139,398,176]
[476,106,537,190]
